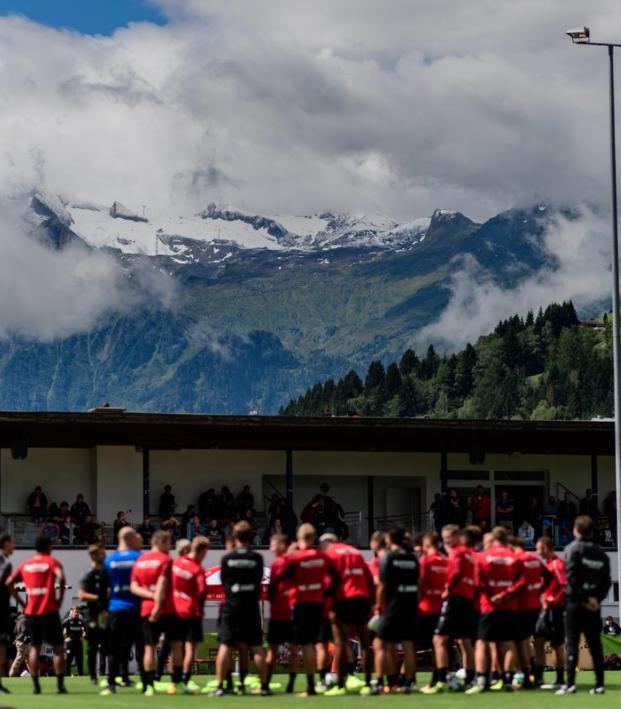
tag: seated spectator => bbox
[161,515,181,542]
[52,502,72,545]
[27,486,48,522]
[218,486,235,517]
[48,502,60,520]
[70,494,91,526]
[188,515,206,539]
[198,488,218,520]
[237,485,255,514]
[81,515,103,545]
[158,485,177,519]
[270,518,285,536]
[517,519,535,546]
[206,519,223,546]
[181,505,196,531]
[39,519,59,543]
[603,616,621,636]
[136,515,155,546]
[113,511,130,543]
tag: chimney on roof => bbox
[88,402,126,414]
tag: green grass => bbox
[0,674,619,708]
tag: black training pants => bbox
[565,602,604,688]
[86,625,107,679]
[107,610,143,686]
[66,639,84,675]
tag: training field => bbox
[0,674,619,708]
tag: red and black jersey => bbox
[131,550,175,617]
[9,554,64,616]
[171,555,206,619]
[324,542,374,601]
[419,551,449,615]
[516,549,546,611]
[268,555,292,621]
[543,555,566,608]
[446,544,476,600]
[277,548,334,606]
[477,545,524,613]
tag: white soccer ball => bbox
[455,668,467,681]
[325,672,337,689]
[512,672,525,689]
[367,614,381,633]
[447,672,465,691]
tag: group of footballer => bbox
[0,510,613,697]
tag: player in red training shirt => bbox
[8,536,67,694]
[266,533,298,693]
[170,535,209,693]
[273,523,337,696]
[417,532,449,689]
[320,534,375,695]
[512,536,549,689]
[367,531,388,692]
[423,525,478,694]
[534,536,567,690]
[466,526,524,694]
[130,529,177,695]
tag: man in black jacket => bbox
[557,515,611,695]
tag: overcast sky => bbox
[0,0,618,221]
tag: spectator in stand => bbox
[181,504,196,531]
[136,515,155,546]
[51,502,72,545]
[198,488,218,520]
[446,488,467,527]
[544,495,558,516]
[469,486,491,530]
[496,489,515,531]
[429,493,444,533]
[70,494,91,526]
[603,491,617,544]
[161,514,181,541]
[39,518,60,543]
[525,495,542,538]
[207,519,223,546]
[301,483,347,538]
[27,485,48,522]
[219,486,235,517]
[158,485,177,519]
[267,493,286,527]
[579,489,599,519]
[113,510,130,543]
[557,491,578,530]
[188,515,206,539]
[603,616,621,636]
[237,485,255,514]
[270,518,284,537]
[517,519,535,547]
[81,515,104,545]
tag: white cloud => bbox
[415,208,612,350]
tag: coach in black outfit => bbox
[560,515,611,695]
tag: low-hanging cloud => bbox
[0,197,175,341]
[415,208,612,350]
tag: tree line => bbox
[280,302,614,420]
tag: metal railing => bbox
[372,512,430,538]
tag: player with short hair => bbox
[211,521,270,697]
[130,529,177,696]
[376,527,420,694]
[78,544,108,685]
[423,524,477,694]
[466,526,524,694]
[8,536,67,694]
[266,534,298,693]
[534,536,567,690]
[321,533,375,695]
[170,535,209,694]
[101,526,142,695]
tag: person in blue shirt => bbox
[101,526,142,695]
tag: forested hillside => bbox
[280,302,613,420]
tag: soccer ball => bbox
[512,672,525,689]
[447,672,465,692]
[455,668,467,682]
[324,672,337,689]
[367,614,381,633]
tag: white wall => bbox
[95,447,142,526]
[0,447,95,513]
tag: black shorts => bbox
[28,612,63,647]
[333,597,372,627]
[435,595,477,640]
[268,619,294,646]
[292,603,324,645]
[219,610,263,648]
[379,608,417,643]
[318,617,332,643]
[108,609,141,648]
[179,618,203,644]
[534,606,565,647]
[416,614,439,650]
[142,614,182,645]
[477,610,517,642]
[0,606,10,644]
[515,609,540,641]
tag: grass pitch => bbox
[0,673,618,708]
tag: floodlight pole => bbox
[571,37,621,620]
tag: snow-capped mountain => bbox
[29,191,435,262]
